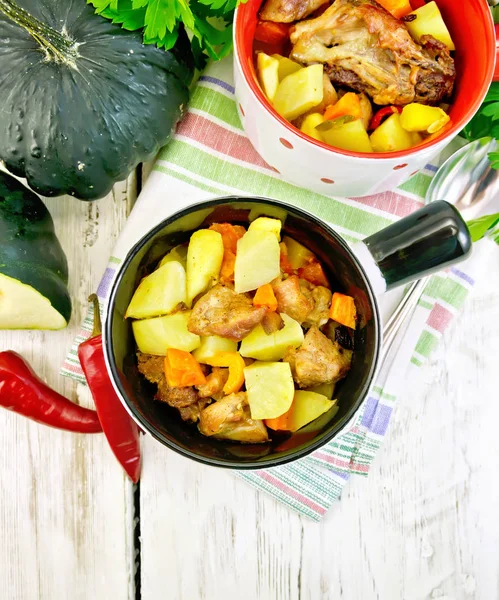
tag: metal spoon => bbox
[382,137,499,359]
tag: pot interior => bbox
[105,198,381,468]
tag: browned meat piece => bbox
[260,0,326,23]
[136,352,200,421]
[188,285,267,341]
[179,398,212,423]
[284,326,352,388]
[272,275,314,324]
[196,367,229,400]
[261,311,285,335]
[304,286,332,328]
[198,392,269,443]
[290,0,455,106]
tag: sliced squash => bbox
[125,261,186,319]
[132,311,200,355]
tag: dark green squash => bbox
[0,0,192,201]
[0,171,71,329]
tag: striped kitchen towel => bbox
[61,57,499,521]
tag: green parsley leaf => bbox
[467,213,499,242]
[462,82,499,169]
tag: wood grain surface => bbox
[1,173,498,600]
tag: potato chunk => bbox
[192,335,238,364]
[282,236,314,270]
[239,314,304,361]
[273,64,324,121]
[248,216,282,240]
[272,54,302,81]
[234,229,280,293]
[159,244,188,269]
[244,361,295,419]
[125,261,186,319]
[300,113,325,142]
[186,229,224,306]
[320,118,373,153]
[370,113,413,152]
[406,1,455,51]
[257,52,280,101]
[132,311,201,355]
[400,103,450,134]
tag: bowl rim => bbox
[234,0,496,161]
[103,196,382,469]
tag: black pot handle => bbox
[363,200,472,291]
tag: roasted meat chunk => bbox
[272,275,314,324]
[137,352,202,422]
[188,284,267,341]
[290,0,455,106]
[260,0,327,23]
[304,285,332,328]
[284,326,352,388]
[198,392,269,443]
[196,367,229,400]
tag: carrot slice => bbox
[324,93,362,122]
[279,241,294,274]
[297,258,330,288]
[164,349,207,388]
[209,223,246,283]
[329,292,357,329]
[254,21,291,46]
[376,0,412,18]
[253,283,278,312]
[265,404,293,431]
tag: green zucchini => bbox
[0,172,71,329]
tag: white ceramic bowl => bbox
[233,0,495,198]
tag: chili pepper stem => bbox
[88,293,102,338]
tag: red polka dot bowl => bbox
[233,0,495,198]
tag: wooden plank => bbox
[0,175,137,600]
[139,267,499,598]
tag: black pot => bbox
[103,197,471,469]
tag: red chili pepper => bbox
[254,20,291,46]
[78,294,141,483]
[0,351,102,433]
[368,105,403,131]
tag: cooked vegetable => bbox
[307,381,336,399]
[132,311,201,355]
[244,361,295,419]
[0,172,70,330]
[192,336,238,364]
[239,314,304,361]
[300,113,325,142]
[370,113,413,152]
[406,1,455,50]
[257,53,280,102]
[320,118,373,153]
[369,106,402,131]
[265,391,336,432]
[376,0,412,18]
[164,349,207,388]
[330,293,357,329]
[204,352,246,394]
[253,284,278,312]
[273,64,324,121]
[0,0,192,200]
[272,54,302,81]
[254,20,291,46]
[261,311,285,335]
[279,241,295,274]
[311,74,339,115]
[358,93,373,131]
[400,103,450,133]
[186,229,224,306]
[234,230,281,293]
[298,258,330,288]
[323,92,362,122]
[159,245,188,269]
[125,262,186,319]
[283,236,314,270]
[209,223,246,284]
[248,216,282,240]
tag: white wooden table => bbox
[1,169,498,600]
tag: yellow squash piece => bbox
[132,311,201,355]
[125,261,186,319]
[244,361,295,420]
[300,113,325,142]
[320,118,373,153]
[406,1,455,50]
[257,53,280,102]
[282,236,315,270]
[239,314,304,361]
[159,244,188,269]
[234,229,280,293]
[285,391,336,432]
[273,64,324,121]
[272,54,302,81]
[186,229,224,306]
[192,335,238,364]
[248,216,282,241]
[400,103,450,134]
[370,113,413,152]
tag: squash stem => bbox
[0,0,79,65]
[88,294,102,339]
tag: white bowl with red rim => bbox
[233,0,496,198]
